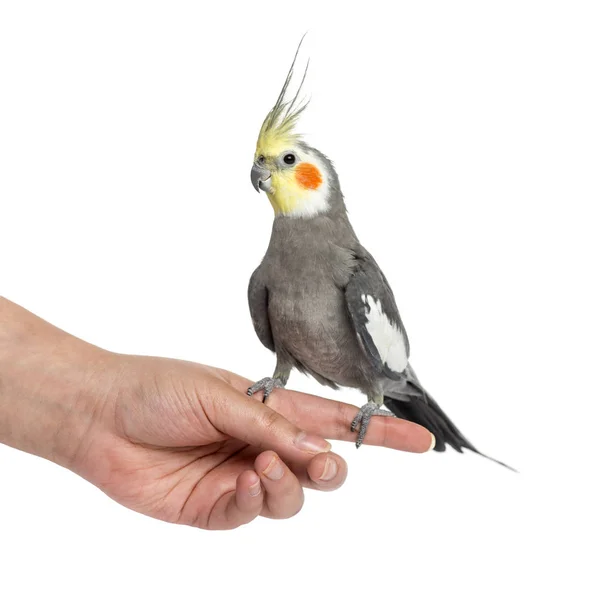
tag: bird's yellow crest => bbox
[252,36,331,218]
[255,36,309,158]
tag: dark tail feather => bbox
[384,393,517,473]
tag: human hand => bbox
[0,298,434,530]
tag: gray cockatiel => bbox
[247,41,512,469]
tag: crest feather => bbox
[256,35,310,155]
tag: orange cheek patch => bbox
[295,162,323,190]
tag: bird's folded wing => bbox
[345,255,410,380]
[248,267,275,352]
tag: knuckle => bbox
[276,493,305,520]
[258,408,282,433]
[335,400,354,438]
[287,492,305,518]
[265,477,305,519]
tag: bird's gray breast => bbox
[261,217,372,388]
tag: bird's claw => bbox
[247,377,285,402]
[351,402,395,448]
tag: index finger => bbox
[216,369,434,453]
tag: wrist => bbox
[0,297,118,470]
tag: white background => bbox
[1,1,599,590]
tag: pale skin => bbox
[0,297,434,530]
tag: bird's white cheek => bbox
[362,295,408,373]
[282,178,330,218]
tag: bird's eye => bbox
[283,153,296,165]
[257,155,266,165]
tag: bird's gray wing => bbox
[248,266,275,352]
[345,252,410,380]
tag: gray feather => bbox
[248,268,275,352]
[345,253,411,380]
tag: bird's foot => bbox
[247,377,285,402]
[351,402,395,448]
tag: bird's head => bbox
[250,40,339,219]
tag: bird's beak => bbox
[251,163,272,193]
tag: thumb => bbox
[208,387,332,462]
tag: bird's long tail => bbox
[384,365,516,472]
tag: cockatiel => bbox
[247,40,512,469]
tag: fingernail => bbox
[295,432,331,454]
[263,456,285,481]
[427,433,436,452]
[318,457,338,482]
[249,479,262,497]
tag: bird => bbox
[246,38,513,469]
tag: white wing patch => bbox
[362,295,408,373]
